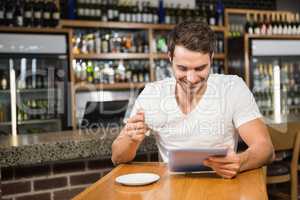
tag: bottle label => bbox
[43,12,50,19]
[78,8,84,16]
[132,14,137,22]
[209,18,216,25]
[0,11,4,19]
[84,9,89,16]
[53,12,60,20]
[6,12,13,19]
[126,14,131,22]
[137,13,142,22]
[17,16,23,26]
[120,13,125,21]
[34,12,41,19]
[108,10,114,20]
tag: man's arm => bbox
[111,111,148,165]
[236,118,275,172]
[204,118,274,178]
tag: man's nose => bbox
[187,70,198,84]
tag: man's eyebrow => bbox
[176,63,208,69]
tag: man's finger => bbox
[126,122,146,131]
[127,113,145,123]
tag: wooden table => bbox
[72,162,268,200]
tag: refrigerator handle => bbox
[9,59,17,136]
[273,62,281,122]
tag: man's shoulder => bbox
[144,77,175,91]
[209,74,244,86]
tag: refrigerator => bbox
[249,38,300,122]
[0,31,73,135]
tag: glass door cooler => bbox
[248,37,300,122]
[0,31,73,135]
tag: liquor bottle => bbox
[101,0,108,22]
[260,14,267,35]
[266,14,273,35]
[208,3,216,26]
[271,13,278,35]
[136,1,142,23]
[124,0,131,23]
[141,1,147,23]
[131,0,138,22]
[176,4,183,24]
[86,61,94,83]
[107,0,114,21]
[0,1,4,26]
[5,0,14,26]
[216,0,224,26]
[101,32,110,53]
[51,0,60,27]
[33,0,42,27]
[277,14,283,35]
[200,3,207,24]
[291,14,297,35]
[43,0,51,27]
[185,5,192,22]
[295,13,300,35]
[245,13,253,34]
[95,31,101,54]
[24,0,33,27]
[14,0,24,27]
[282,14,288,35]
[254,14,260,35]
[118,0,125,22]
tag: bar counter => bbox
[0,128,158,168]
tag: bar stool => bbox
[266,124,300,200]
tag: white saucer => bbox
[115,173,160,186]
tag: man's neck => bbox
[175,83,207,114]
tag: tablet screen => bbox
[168,148,228,173]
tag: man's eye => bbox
[178,66,187,71]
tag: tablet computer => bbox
[168,147,229,173]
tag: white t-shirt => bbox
[130,74,262,162]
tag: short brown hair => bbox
[167,21,216,60]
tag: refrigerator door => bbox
[0,32,71,135]
[250,39,300,120]
[0,58,12,135]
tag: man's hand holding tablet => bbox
[203,148,241,179]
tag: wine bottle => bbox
[33,0,42,27]
[260,14,267,35]
[51,0,60,27]
[208,3,216,26]
[254,14,260,35]
[0,1,4,26]
[216,0,224,26]
[245,13,253,34]
[5,0,14,26]
[24,0,33,27]
[14,0,24,27]
[43,0,51,27]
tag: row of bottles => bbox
[252,62,300,116]
[0,0,60,27]
[73,60,150,84]
[245,12,300,35]
[72,0,224,26]
[72,30,149,54]
[17,99,56,121]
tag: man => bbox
[111,21,274,179]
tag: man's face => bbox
[170,45,212,95]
